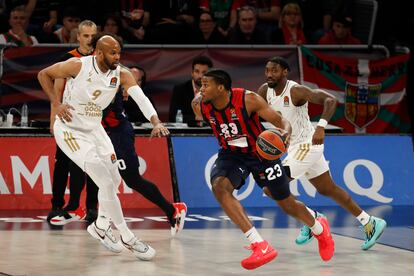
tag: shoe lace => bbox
[300,225,312,238]
[105,226,117,242]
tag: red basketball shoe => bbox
[241,240,278,270]
[50,206,86,225]
[314,217,335,261]
[170,202,187,237]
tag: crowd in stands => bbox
[0,0,364,47]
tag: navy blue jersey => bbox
[201,88,265,156]
[102,91,129,129]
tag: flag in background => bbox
[300,46,411,133]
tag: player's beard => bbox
[104,56,117,70]
[267,80,278,89]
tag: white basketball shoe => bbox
[87,222,123,253]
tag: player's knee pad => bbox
[102,156,123,189]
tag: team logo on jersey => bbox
[110,153,117,164]
[283,96,289,107]
[345,82,381,129]
[109,77,118,87]
[230,108,239,120]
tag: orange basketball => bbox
[256,129,286,160]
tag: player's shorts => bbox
[211,149,291,200]
[283,142,329,180]
[53,119,117,171]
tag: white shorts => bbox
[282,142,329,180]
[53,119,116,171]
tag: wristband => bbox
[317,118,328,128]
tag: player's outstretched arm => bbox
[120,68,169,137]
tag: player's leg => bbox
[110,123,185,236]
[256,158,334,262]
[85,175,98,223]
[308,155,386,250]
[210,151,276,270]
[49,161,87,225]
[90,126,156,260]
[47,145,70,223]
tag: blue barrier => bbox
[172,135,414,208]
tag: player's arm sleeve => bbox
[127,85,157,121]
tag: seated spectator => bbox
[193,11,227,44]
[169,56,213,123]
[146,0,199,43]
[53,7,81,43]
[239,0,281,38]
[200,0,238,38]
[120,0,149,43]
[228,6,270,44]
[25,0,59,42]
[0,5,38,46]
[272,2,307,45]
[102,14,127,43]
[318,14,361,45]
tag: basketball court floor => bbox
[1,205,413,276]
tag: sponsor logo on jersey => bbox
[109,77,118,88]
[283,96,289,107]
[230,108,239,120]
[110,153,117,164]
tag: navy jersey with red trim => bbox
[102,91,128,129]
[201,88,264,155]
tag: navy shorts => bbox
[210,149,291,200]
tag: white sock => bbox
[356,211,371,226]
[244,227,264,244]
[116,221,135,242]
[306,207,317,218]
[310,220,323,236]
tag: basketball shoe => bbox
[241,240,278,270]
[361,216,387,250]
[295,212,326,245]
[314,217,335,261]
[170,202,187,237]
[49,206,86,225]
[87,221,123,253]
[121,236,156,261]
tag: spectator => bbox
[120,0,149,43]
[272,2,306,45]
[228,5,270,44]
[193,11,227,44]
[318,14,361,45]
[25,0,59,42]
[0,5,38,46]
[102,14,127,43]
[53,6,81,43]
[169,56,213,123]
[239,0,281,38]
[146,0,199,43]
[200,0,238,38]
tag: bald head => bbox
[95,35,121,71]
[96,35,120,51]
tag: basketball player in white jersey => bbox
[38,35,169,261]
[257,56,387,251]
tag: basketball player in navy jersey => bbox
[191,69,334,270]
[258,56,386,251]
